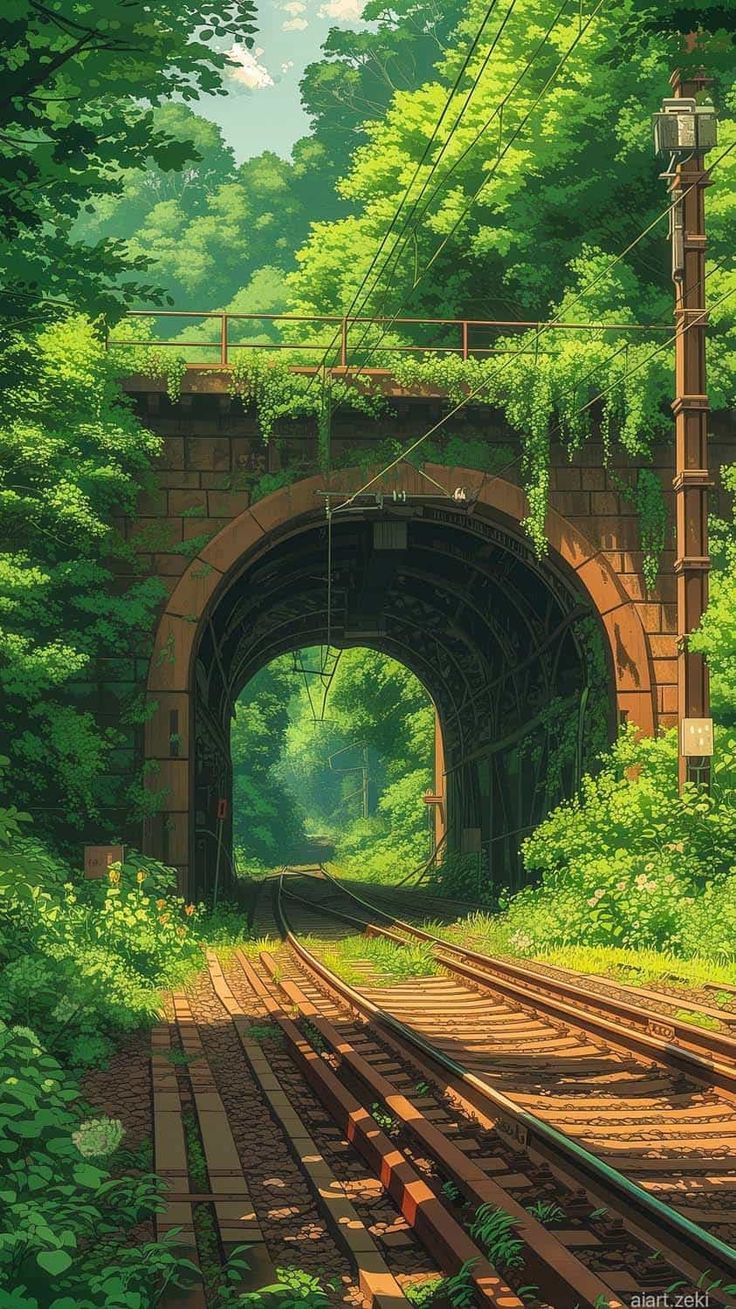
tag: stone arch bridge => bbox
[100,368,731,900]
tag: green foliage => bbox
[486,725,736,960]
[404,1263,479,1309]
[0,317,169,842]
[427,852,490,905]
[0,0,257,323]
[405,1279,444,1307]
[525,1200,565,1226]
[313,931,440,985]
[0,1023,198,1306]
[469,1205,524,1270]
[440,1262,479,1309]
[276,647,435,879]
[232,646,434,878]
[691,463,736,725]
[287,0,736,556]
[213,1258,332,1309]
[0,794,205,1069]
[229,353,384,445]
[232,659,306,869]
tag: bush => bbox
[0,791,203,1069]
[0,1023,198,1307]
[497,725,736,959]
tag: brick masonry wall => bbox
[120,379,735,742]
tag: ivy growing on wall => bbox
[123,326,683,586]
[229,352,385,451]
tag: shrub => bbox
[0,798,203,1069]
[0,1023,198,1306]
[498,725,736,959]
[425,852,493,905]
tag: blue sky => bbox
[197,0,368,161]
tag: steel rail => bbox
[306,867,736,1084]
[276,873,736,1290]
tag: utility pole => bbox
[653,73,717,788]
[361,746,369,820]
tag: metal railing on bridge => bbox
[107,309,671,372]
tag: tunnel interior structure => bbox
[142,467,654,900]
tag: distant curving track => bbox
[273,866,736,1301]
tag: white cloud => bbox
[226,43,274,91]
[282,15,308,28]
[282,1,306,12]
[318,0,365,19]
[281,60,295,73]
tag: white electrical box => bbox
[680,717,714,757]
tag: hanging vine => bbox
[391,324,674,574]
[228,351,384,443]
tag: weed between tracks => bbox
[301,931,441,985]
[424,919,736,1014]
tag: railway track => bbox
[150,869,736,1308]
[277,870,736,1289]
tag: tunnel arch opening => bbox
[143,466,655,898]
[229,644,438,878]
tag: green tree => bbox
[276,648,435,878]
[74,104,237,248]
[0,0,258,321]
[0,317,166,841]
[299,0,464,192]
[286,1,735,562]
[231,658,305,868]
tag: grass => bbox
[426,916,736,992]
[673,1008,721,1030]
[236,935,278,959]
[300,931,441,986]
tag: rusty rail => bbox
[108,309,672,369]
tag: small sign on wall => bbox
[84,845,126,879]
[680,718,714,757]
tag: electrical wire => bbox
[344,0,575,371]
[333,0,530,359]
[340,0,607,388]
[330,146,736,511]
[301,0,507,395]
[548,277,735,443]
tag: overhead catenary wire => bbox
[332,0,532,355]
[344,0,575,371]
[339,0,607,389]
[301,0,508,396]
[331,256,734,514]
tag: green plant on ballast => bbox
[244,1022,283,1044]
[371,1101,400,1137]
[213,1256,332,1308]
[404,1261,478,1309]
[469,1204,525,1271]
[317,933,441,984]
[404,1279,444,1307]
[438,1260,478,1309]
[441,1179,464,1206]
[301,1020,328,1053]
[525,1199,566,1226]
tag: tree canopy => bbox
[0,0,257,321]
[231,647,434,877]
